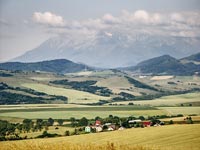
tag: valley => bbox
[1,1,200,149]
[1,66,200,105]
[0,53,200,150]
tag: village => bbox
[84,119,164,133]
[50,114,194,136]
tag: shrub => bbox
[128,102,134,105]
[36,131,59,138]
[169,120,174,124]
[65,130,70,136]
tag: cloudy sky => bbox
[0,0,200,62]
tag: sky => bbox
[0,0,200,62]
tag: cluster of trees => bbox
[119,92,135,100]
[0,118,60,141]
[0,120,17,141]
[50,79,112,96]
[0,91,47,104]
[70,117,88,127]
[0,82,68,104]
[0,82,9,90]
[112,87,200,102]
[85,100,110,106]
[112,92,136,101]
[0,72,13,77]
[125,76,158,91]
[167,81,177,85]
[37,130,59,138]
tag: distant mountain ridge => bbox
[11,34,200,68]
[181,52,200,61]
[1,53,200,75]
[0,59,92,74]
[124,53,200,75]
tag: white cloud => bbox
[134,10,149,22]
[32,10,200,39]
[170,13,184,22]
[151,13,162,24]
[102,13,119,24]
[32,12,65,27]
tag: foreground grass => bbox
[0,142,160,150]
[1,124,200,150]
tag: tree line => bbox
[50,79,113,96]
[0,82,68,104]
[0,113,195,141]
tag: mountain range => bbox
[0,52,199,75]
[0,59,91,74]
[11,32,200,68]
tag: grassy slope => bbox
[21,83,110,103]
[0,106,165,119]
[19,126,74,138]
[160,115,200,122]
[1,124,200,150]
[0,104,199,120]
[96,76,131,88]
[138,75,200,91]
[0,110,165,119]
[96,76,143,96]
[113,92,200,106]
[158,107,200,115]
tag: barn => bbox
[95,120,101,126]
[143,121,151,127]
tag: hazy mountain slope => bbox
[125,54,200,75]
[181,52,200,61]
[180,52,200,65]
[12,33,200,68]
[0,59,91,74]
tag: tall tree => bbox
[47,118,54,126]
[57,119,64,126]
[79,117,88,126]
[22,119,33,132]
[35,119,43,131]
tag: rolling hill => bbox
[180,52,200,65]
[0,59,91,74]
[181,52,200,62]
[124,53,200,75]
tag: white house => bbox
[85,126,91,133]
[118,127,125,130]
[128,119,142,123]
[107,127,114,131]
[95,126,103,132]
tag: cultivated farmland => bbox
[0,105,166,120]
[0,124,199,150]
[21,83,110,103]
[113,92,200,106]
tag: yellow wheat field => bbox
[0,124,200,150]
[0,142,161,150]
